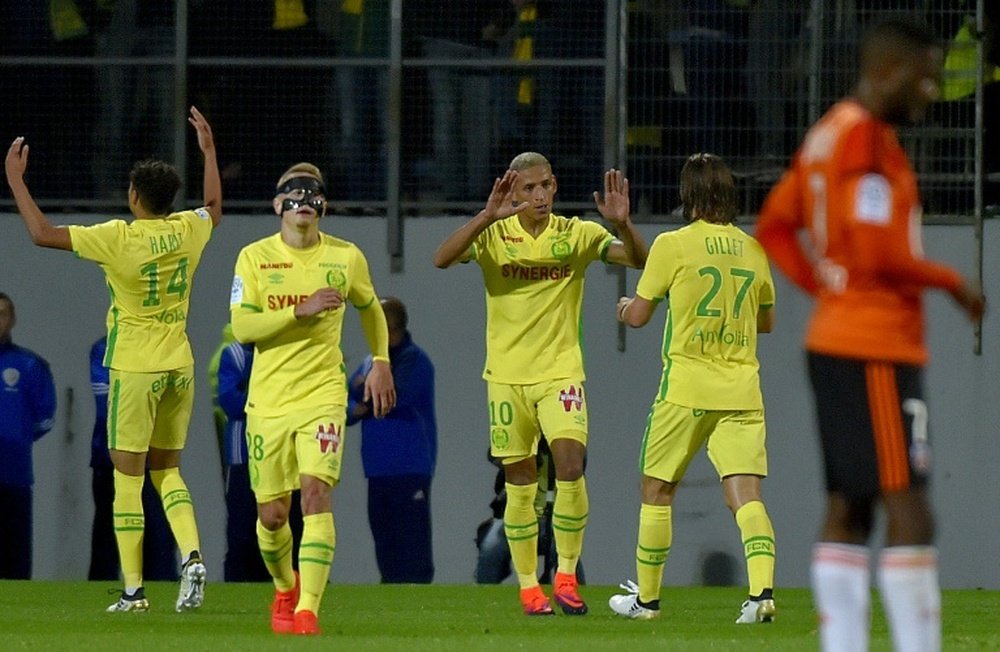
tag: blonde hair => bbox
[508,152,551,172]
[276,162,324,189]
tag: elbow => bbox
[432,253,452,269]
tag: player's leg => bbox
[808,353,880,651]
[291,407,347,635]
[872,363,940,652]
[610,400,704,620]
[148,367,204,611]
[105,369,154,612]
[249,412,299,633]
[489,383,552,614]
[537,380,589,615]
[710,409,776,623]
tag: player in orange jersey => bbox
[756,18,984,652]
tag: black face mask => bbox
[276,176,327,213]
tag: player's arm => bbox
[595,169,648,269]
[433,170,528,268]
[188,106,222,226]
[616,295,658,328]
[4,138,72,250]
[757,305,774,333]
[217,345,249,421]
[756,167,819,295]
[357,300,396,418]
[29,356,57,441]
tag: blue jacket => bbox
[89,337,112,469]
[217,341,254,466]
[347,332,436,479]
[0,340,56,486]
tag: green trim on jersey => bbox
[109,378,121,449]
[240,303,263,313]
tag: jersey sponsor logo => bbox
[267,294,311,310]
[153,307,187,324]
[150,372,192,393]
[559,385,584,411]
[149,233,183,255]
[502,235,524,243]
[692,323,750,347]
[317,262,346,269]
[259,262,293,269]
[230,276,244,305]
[315,423,342,454]
[268,273,284,284]
[2,367,20,389]
[195,207,211,221]
[500,263,572,281]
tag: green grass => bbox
[0,582,996,651]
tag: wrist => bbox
[372,355,390,364]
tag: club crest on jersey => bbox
[315,423,342,454]
[326,270,347,291]
[551,240,571,260]
[559,385,584,411]
[3,367,20,388]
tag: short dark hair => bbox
[380,296,408,331]
[129,159,182,215]
[679,153,737,224]
[859,17,939,74]
[0,292,13,316]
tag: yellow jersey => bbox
[230,232,378,416]
[69,208,214,372]
[636,220,774,410]
[466,213,614,384]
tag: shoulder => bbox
[4,344,51,371]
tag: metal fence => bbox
[1,1,993,231]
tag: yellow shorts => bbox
[487,379,588,462]
[246,405,347,502]
[640,400,767,482]
[107,367,195,453]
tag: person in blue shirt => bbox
[87,336,178,582]
[0,292,56,579]
[213,326,301,582]
[347,297,437,583]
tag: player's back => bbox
[70,208,214,371]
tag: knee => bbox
[257,502,289,531]
[299,480,333,515]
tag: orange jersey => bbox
[756,99,962,365]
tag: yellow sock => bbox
[636,503,672,604]
[552,477,588,575]
[257,519,296,591]
[112,470,145,589]
[149,468,201,560]
[296,513,335,614]
[504,482,540,589]
[735,501,775,597]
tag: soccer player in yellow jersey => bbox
[608,153,777,624]
[434,152,647,615]
[230,162,396,636]
[5,107,221,613]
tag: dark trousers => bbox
[0,484,32,579]
[88,466,179,581]
[368,474,434,583]
[224,463,303,581]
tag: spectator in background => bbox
[0,292,56,580]
[88,336,178,583]
[347,297,436,584]
[327,0,390,203]
[91,0,174,201]
[412,1,502,202]
[213,325,302,582]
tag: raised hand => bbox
[188,106,215,155]
[5,137,29,185]
[483,170,529,222]
[594,168,631,228]
[294,288,344,318]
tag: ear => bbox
[273,197,283,216]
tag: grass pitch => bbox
[0,581,997,651]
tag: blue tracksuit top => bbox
[0,340,56,486]
[347,332,437,479]
[217,340,254,466]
